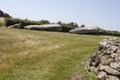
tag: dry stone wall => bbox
[86,38,120,80]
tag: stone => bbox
[8,23,22,29]
[98,71,107,80]
[114,54,120,62]
[116,48,120,53]
[89,66,99,74]
[110,62,120,70]
[69,26,99,34]
[24,24,62,32]
[107,75,119,80]
[90,56,100,67]
[110,53,118,58]
[100,55,110,65]
[100,65,120,76]
[109,46,118,52]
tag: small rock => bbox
[107,75,119,80]
[110,62,120,70]
[72,75,84,80]
[116,48,120,53]
[114,55,120,62]
[109,46,118,52]
[89,66,99,74]
[100,65,120,76]
[98,71,107,80]
[100,55,110,65]
[110,53,118,58]
[90,56,100,67]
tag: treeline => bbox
[98,28,120,37]
[5,18,79,32]
[2,18,120,36]
[57,21,79,32]
[5,18,50,29]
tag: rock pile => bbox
[0,10,11,18]
[86,38,120,80]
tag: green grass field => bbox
[0,27,114,80]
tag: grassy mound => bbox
[0,27,111,80]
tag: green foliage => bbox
[98,28,120,36]
[5,18,50,29]
[57,21,79,32]
[4,18,120,36]
[62,22,79,28]
[81,24,85,27]
[39,20,50,24]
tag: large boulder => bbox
[69,27,99,34]
[24,24,62,32]
[8,23,22,29]
[86,38,120,80]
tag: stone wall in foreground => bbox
[86,38,120,80]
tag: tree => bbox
[40,20,50,24]
[73,23,79,28]
[81,24,85,27]
[57,21,62,25]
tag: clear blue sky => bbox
[0,0,120,31]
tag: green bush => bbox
[5,18,50,29]
[98,28,120,36]
[58,22,79,32]
[61,25,74,32]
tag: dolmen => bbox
[8,23,22,29]
[24,24,62,32]
[69,27,99,34]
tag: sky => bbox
[0,0,120,31]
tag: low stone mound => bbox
[24,24,62,32]
[86,38,120,80]
[8,23,22,29]
[69,27,99,34]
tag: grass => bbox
[0,27,115,80]
[0,18,5,26]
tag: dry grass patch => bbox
[0,18,5,26]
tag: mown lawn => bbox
[0,27,109,80]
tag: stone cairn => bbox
[86,38,120,80]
